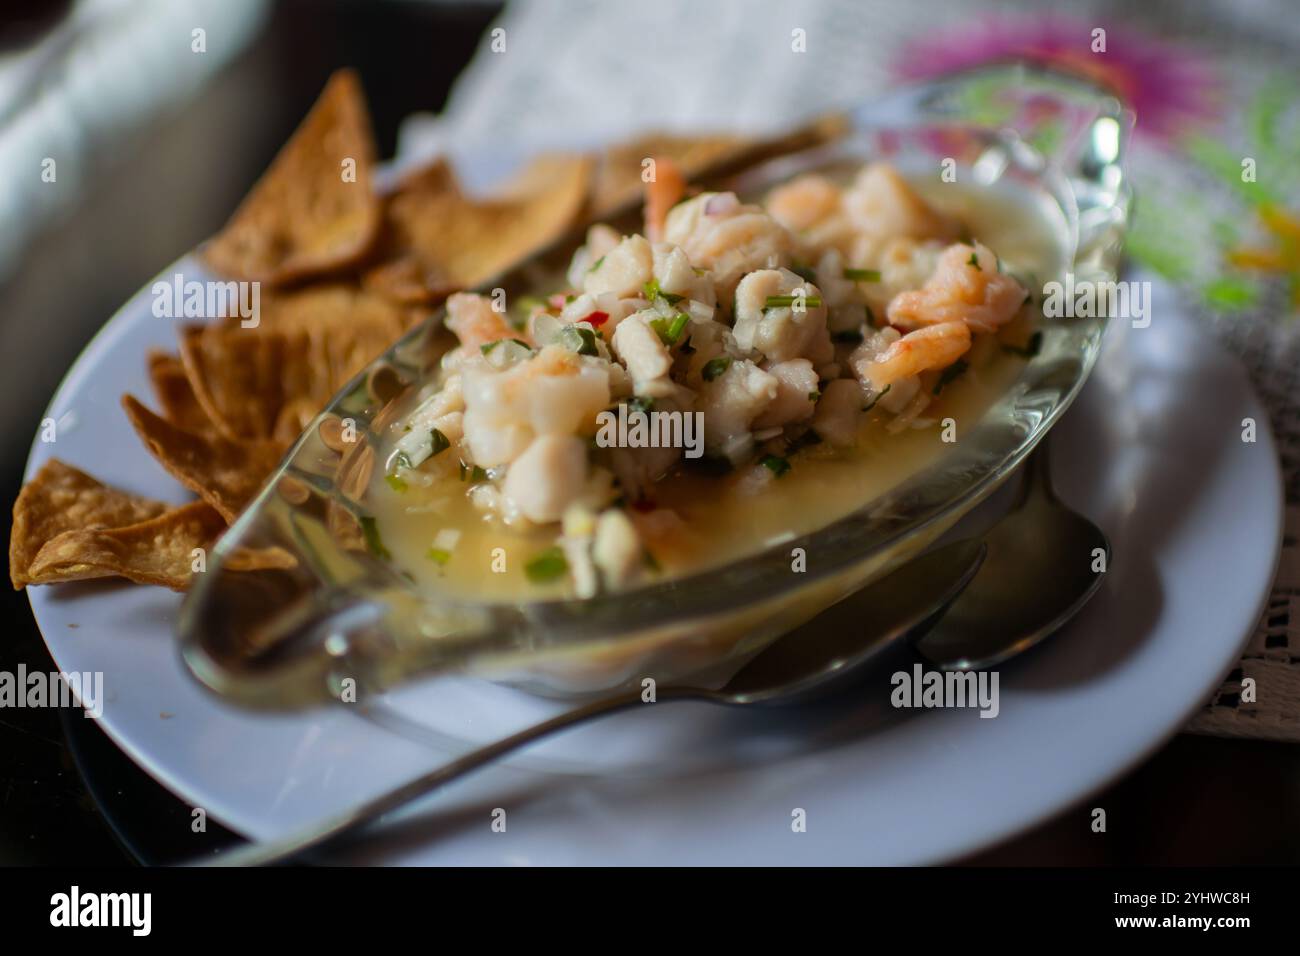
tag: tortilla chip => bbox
[121,395,283,522]
[177,282,415,447]
[203,70,382,285]
[26,501,223,590]
[361,253,458,306]
[366,154,591,297]
[178,325,333,442]
[10,459,171,588]
[25,501,295,591]
[236,282,417,337]
[148,350,212,431]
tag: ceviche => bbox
[370,162,1053,599]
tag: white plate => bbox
[26,271,1280,865]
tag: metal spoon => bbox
[914,438,1109,671]
[195,536,986,866]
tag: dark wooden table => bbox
[2,0,1297,867]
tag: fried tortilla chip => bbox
[25,501,295,591]
[148,350,212,431]
[365,154,591,299]
[203,70,382,285]
[234,282,417,338]
[178,325,333,442]
[121,395,283,522]
[179,282,415,447]
[10,459,170,588]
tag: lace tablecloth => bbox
[402,0,1300,741]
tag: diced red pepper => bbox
[585,310,610,327]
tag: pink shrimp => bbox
[857,321,972,391]
[886,242,1027,333]
[644,155,685,242]
[445,292,530,350]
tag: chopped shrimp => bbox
[753,359,819,429]
[733,268,832,364]
[652,243,715,307]
[663,193,792,303]
[859,236,946,316]
[887,242,1027,332]
[698,359,779,461]
[811,379,862,447]
[585,234,654,298]
[445,292,527,350]
[765,174,843,233]
[843,163,961,241]
[462,346,611,466]
[644,155,685,242]
[856,321,971,391]
[611,312,673,383]
[566,223,622,288]
[502,434,589,524]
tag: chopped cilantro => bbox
[524,546,569,583]
[429,428,451,457]
[480,338,532,355]
[760,455,791,478]
[650,312,690,346]
[764,294,823,310]
[932,360,970,395]
[862,384,891,412]
[643,278,684,305]
[966,253,981,271]
[558,325,599,356]
[1002,331,1044,359]
[359,516,390,560]
[702,356,732,381]
[515,295,547,317]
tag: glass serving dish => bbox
[178,65,1132,707]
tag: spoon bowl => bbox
[914,441,1109,671]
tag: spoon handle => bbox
[193,687,661,867]
[1020,435,1057,504]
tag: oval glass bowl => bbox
[179,65,1132,707]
